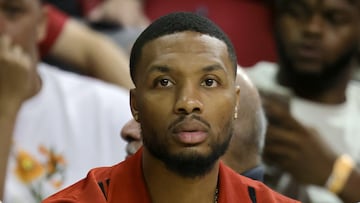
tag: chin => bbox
[292,61,324,74]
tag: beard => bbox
[142,115,233,178]
[275,31,357,95]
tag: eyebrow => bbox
[202,64,225,73]
[146,64,225,75]
[146,65,171,75]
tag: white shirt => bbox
[246,62,360,203]
[5,63,132,203]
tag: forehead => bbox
[149,31,227,51]
[141,31,231,66]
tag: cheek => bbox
[207,95,235,134]
[324,30,357,59]
[139,94,173,128]
[6,22,38,52]
[278,18,298,37]
[277,19,300,51]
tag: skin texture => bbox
[0,0,46,198]
[130,31,239,203]
[263,0,360,202]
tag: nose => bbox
[120,119,142,156]
[121,119,141,142]
[174,83,203,115]
[303,14,323,38]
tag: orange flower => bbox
[38,145,66,176]
[15,150,44,183]
[46,152,66,176]
[51,180,64,189]
[38,145,49,155]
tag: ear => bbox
[36,5,48,43]
[130,88,140,121]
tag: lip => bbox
[295,44,322,61]
[171,119,209,145]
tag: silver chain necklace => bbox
[214,187,219,203]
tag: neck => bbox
[142,148,219,203]
[277,64,354,105]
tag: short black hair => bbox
[129,12,237,84]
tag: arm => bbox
[49,17,134,89]
[262,93,360,203]
[339,168,360,203]
[87,0,149,28]
[0,35,37,199]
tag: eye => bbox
[154,78,174,88]
[324,12,350,26]
[283,2,309,20]
[1,4,24,19]
[201,78,219,88]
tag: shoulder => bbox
[39,4,68,58]
[219,163,299,203]
[348,80,360,94]
[43,166,114,203]
[244,62,292,96]
[347,80,360,104]
[38,63,129,101]
[245,61,278,77]
[244,61,278,89]
[43,152,143,202]
[244,179,300,203]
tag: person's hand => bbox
[87,0,150,28]
[0,35,36,111]
[120,119,143,158]
[261,91,338,186]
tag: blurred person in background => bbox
[246,0,360,202]
[0,0,132,201]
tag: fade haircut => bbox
[129,12,238,84]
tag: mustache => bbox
[168,114,210,131]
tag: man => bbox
[121,67,268,181]
[246,0,360,202]
[43,12,298,203]
[0,0,132,202]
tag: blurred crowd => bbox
[1,0,359,202]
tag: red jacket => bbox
[43,148,300,203]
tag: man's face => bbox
[0,0,45,62]
[131,31,239,178]
[276,0,359,83]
